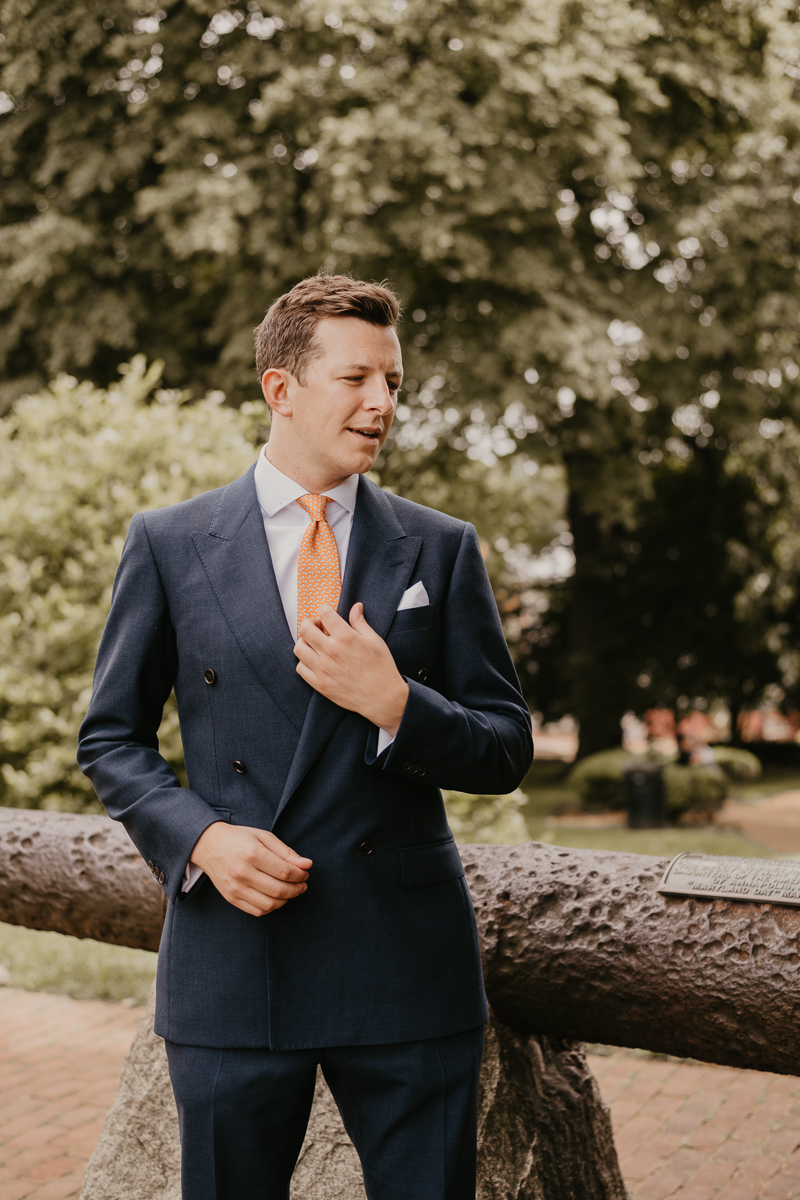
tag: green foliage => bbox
[662,763,727,818]
[0,358,269,810]
[0,920,156,1003]
[568,749,728,818]
[567,748,636,811]
[443,788,529,844]
[3,0,800,754]
[711,745,762,782]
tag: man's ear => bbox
[261,368,293,416]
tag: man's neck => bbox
[263,444,353,495]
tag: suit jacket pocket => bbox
[400,838,465,887]
[389,606,435,633]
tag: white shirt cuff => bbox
[377,727,396,756]
[182,862,204,893]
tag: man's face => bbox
[264,317,403,485]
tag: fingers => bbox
[221,860,308,916]
[348,601,371,631]
[296,606,349,648]
[316,604,348,632]
[194,824,313,918]
[255,828,313,872]
[225,887,293,918]
[249,844,310,884]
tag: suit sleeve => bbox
[375,522,533,794]
[77,513,223,902]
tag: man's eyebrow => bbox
[340,362,403,375]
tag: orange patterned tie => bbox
[295,494,342,633]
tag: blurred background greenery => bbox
[4,0,800,996]
[3,0,800,774]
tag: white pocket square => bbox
[397,581,430,611]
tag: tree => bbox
[2,0,800,756]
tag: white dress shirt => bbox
[183,448,394,892]
[254,449,358,639]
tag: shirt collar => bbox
[253,446,359,518]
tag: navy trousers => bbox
[165,1026,484,1200]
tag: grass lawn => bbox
[517,759,799,859]
[0,922,157,1004]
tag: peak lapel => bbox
[273,478,422,826]
[191,466,311,733]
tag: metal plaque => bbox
[658,852,800,908]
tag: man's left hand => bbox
[294,603,409,736]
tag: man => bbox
[78,274,533,1200]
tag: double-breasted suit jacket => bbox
[78,465,533,1050]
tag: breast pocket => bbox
[386,607,435,680]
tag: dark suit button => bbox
[403,761,413,772]
[416,766,426,777]
[359,841,374,856]
[417,667,428,683]
[204,668,217,685]
[233,760,247,774]
[159,871,165,884]
[147,860,154,871]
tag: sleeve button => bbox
[147,860,154,871]
[233,760,247,774]
[159,871,165,884]
[416,667,428,683]
[204,668,217,685]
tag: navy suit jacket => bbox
[78,466,533,1049]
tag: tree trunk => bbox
[79,985,625,1200]
[565,464,626,758]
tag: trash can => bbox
[624,762,665,829]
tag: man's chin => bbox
[338,447,380,476]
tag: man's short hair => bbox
[254,273,401,384]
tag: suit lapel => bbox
[273,477,422,825]
[191,465,311,734]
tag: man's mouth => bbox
[347,427,381,443]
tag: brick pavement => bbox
[2,986,800,1199]
[588,1049,800,1199]
[0,988,143,1200]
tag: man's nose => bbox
[365,380,396,415]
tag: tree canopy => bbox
[3,0,800,758]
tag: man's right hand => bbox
[189,823,312,917]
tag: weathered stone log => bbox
[468,842,800,1075]
[79,983,626,1200]
[0,808,164,951]
[3,809,800,1073]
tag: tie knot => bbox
[296,494,329,523]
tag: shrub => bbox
[443,789,529,844]
[711,745,762,781]
[568,749,728,821]
[663,764,727,818]
[0,358,269,811]
[567,748,637,811]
